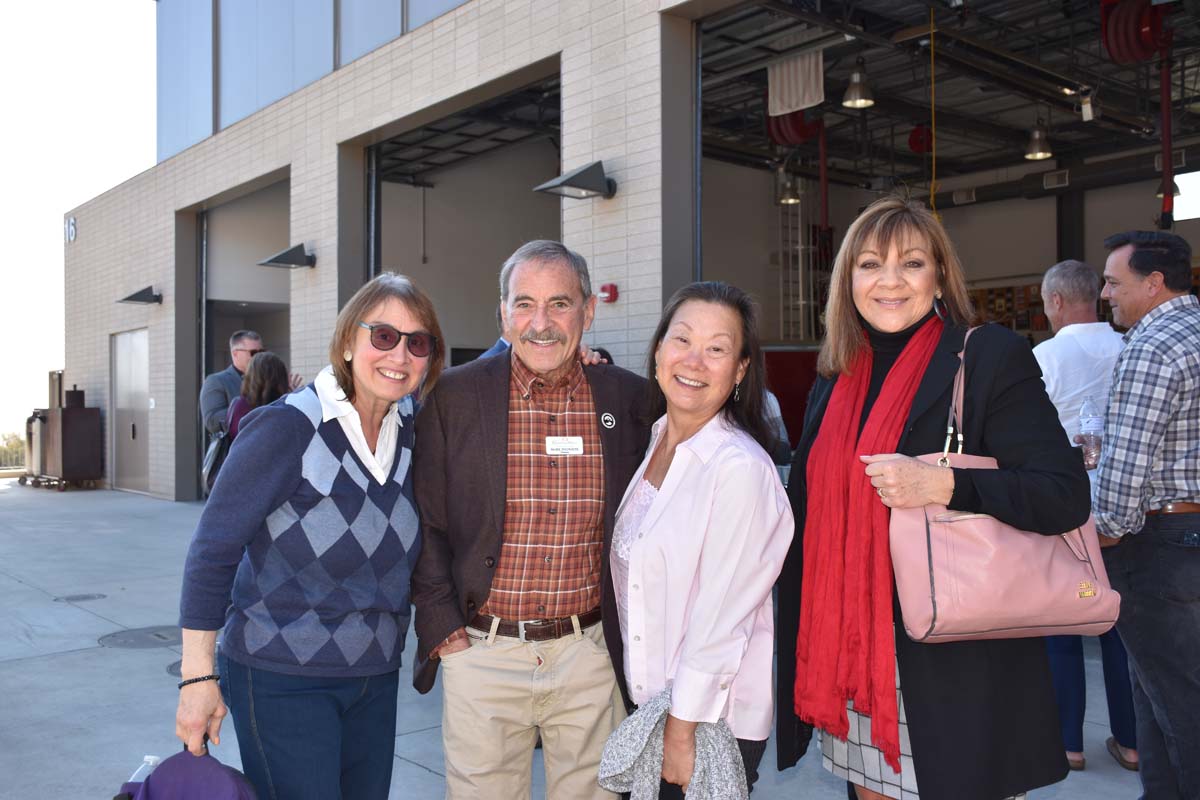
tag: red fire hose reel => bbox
[1101,0,1167,65]
[1102,0,1178,227]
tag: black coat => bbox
[775,323,1090,800]
[410,353,650,699]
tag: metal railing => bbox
[0,454,25,471]
[0,444,25,471]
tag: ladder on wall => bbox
[778,180,821,341]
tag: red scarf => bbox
[794,316,942,772]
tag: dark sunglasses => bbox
[235,348,264,358]
[358,322,437,358]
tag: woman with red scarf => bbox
[774,197,1090,800]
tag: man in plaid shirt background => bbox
[1093,230,1200,800]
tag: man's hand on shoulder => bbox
[579,344,608,365]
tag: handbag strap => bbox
[941,326,980,464]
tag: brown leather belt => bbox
[1146,502,1200,516]
[468,608,602,642]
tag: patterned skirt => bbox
[819,672,917,800]
[819,668,1027,800]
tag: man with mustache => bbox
[412,240,650,799]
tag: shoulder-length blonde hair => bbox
[818,196,975,377]
[328,273,446,403]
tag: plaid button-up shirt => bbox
[480,354,605,619]
[1095,294,1200,537]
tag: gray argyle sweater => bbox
[180,385,420,677]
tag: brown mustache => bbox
[520,328,566,344]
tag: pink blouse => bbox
[611,413,794,740]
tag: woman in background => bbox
[225,351,290,441]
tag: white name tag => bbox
[546,436,585,455]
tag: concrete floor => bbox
[0,478,1141,799]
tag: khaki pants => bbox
[439,619,625,799]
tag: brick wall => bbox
[65,0,724,499]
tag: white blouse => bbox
[614,413,794,740]
[313,366,403,485]
[612,478,659,688]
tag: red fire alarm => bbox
[598,283,619,303]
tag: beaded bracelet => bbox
[178,674,220,690]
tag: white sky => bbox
[0,1,155,437]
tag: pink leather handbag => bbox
[889,329,1120,643]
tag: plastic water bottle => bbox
[128,755,161,783]
[1079,396,1104,469]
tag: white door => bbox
[112,329,149,492]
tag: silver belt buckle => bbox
[517,619,544,642]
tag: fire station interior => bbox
[694,0,1200,442]
[202,177,295,375]
[369,75,563,365]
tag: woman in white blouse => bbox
[612,281,794,796]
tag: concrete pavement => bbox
[0,479,1140,798]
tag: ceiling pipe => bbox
[927,143,1200,210]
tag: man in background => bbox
[1033,259,1137,773]
[1093,231,1200,800]
[199,330,263,437]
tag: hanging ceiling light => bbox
[776,165,801,205]
[1024,119,1052,160]
[842,58,875,109]
[1156,178,1180,198]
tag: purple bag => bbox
[115,748,257,800]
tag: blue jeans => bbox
[1102,513,1200,800]
[1045,630,1137,752]
[219,653,399,800]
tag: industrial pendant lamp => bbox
[1156,178,1180,198]
[842,58,875,109]
[1024,119,1052,160]
[777,166,801,205]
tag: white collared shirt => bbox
[612,413,794,740]
[313,366,401,485]
[1032,322,1125,445]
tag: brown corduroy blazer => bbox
[410,351,650,698]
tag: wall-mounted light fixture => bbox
[533,161,618,199]
[117,286,163,305]
[258,243,315,269]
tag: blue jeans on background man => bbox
[219,653,399,800]
[1102,513,1200,800]
[1045,631,1137,753]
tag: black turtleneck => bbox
[858,308,937,432]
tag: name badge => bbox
[546,436,584,455]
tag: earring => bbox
[343,350,352,362]
[733,382,741,402]
[935,289,943,299]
